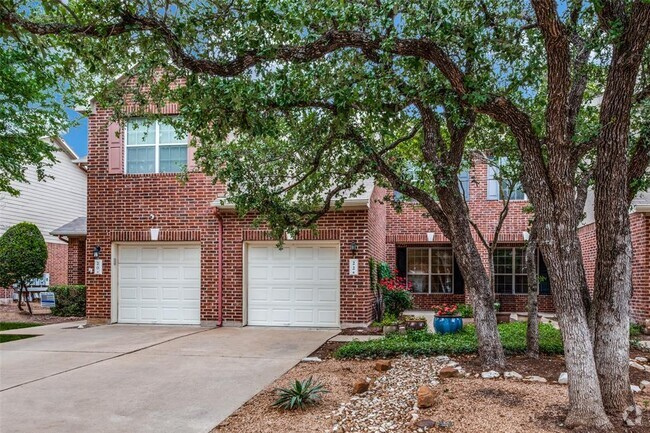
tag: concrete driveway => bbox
[0,322,337,433]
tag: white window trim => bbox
[406,247,455,294]
[124,119,187,174]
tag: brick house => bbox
[580,191,650,323]
[82,99,554,327]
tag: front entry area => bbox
[116,243,201,324]
[246,242,340,327]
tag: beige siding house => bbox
[0,137,87,288]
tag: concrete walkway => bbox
[0,322,336,433]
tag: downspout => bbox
[215,209,224,327]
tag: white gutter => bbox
[633,204,650,214]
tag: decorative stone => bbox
[416,385,438,409]
[634,356,648,363]
[640,380,650,390]
[352,379,369,394]
[415,419,436,428]
[438,366,460,378]
[629,361,645,370]
[524,375,547,383]
[504,371,523,380]
[558,372,568,384]
[375,360,392,372]
[435,355,450,363]
[481,370,500,379]
[631,385,641,393]
[446,361,459,367]
[301,357,322,362]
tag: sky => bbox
[62,108,88,157]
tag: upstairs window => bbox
[487,157,526,200]
[125,118,188,174]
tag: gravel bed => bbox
[332,357,449,432]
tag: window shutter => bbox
[486,164,499,200]
[187,133,197,171]
[107,122,123,174]
[396,247,407,278]
[453,260,465,294]
[538,253,551,295]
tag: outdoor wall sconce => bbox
[93,246,101,259]
[350,241,358,252]
[522,230,530,241]
[427,232,435,242]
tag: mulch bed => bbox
[0,303,84,324]
[338,326,383,336]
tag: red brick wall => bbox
[384,160,555,313]
[67,237,86,285]
[579,212,650,323]
[86,103,377,325]
[46,242,68,286]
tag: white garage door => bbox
[247,243,340,327]
[117,244,201,325]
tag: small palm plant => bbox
[271,376,328,410]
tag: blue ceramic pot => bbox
[433,315,463,334]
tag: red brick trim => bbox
[242,229,340,241]
[125,103,179,115]
[388,231,526,244]
[111,230,201,242]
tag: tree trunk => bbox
[17,284,24,311]
[22,282,32,315]
[534,207,612,429]
[439,190,505,369]
[525,227,539,359]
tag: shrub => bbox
[630,323,643,337]
[334,322,564,359]
[0,222,48,314]
[48,285,86,317]
[456,303,473,318]
[377,262,393,280]
[272,377,328,410]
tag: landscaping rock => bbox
[481,370,500,379]
[435,356,450,363]
[558,373,568,385]
[446,361,459,367]
[629,361,645,370]
[634,356,648,363]
[631,385,641,393]
[301,357,322,363]
[352,379,369,394]
[438,366,460,378]
[416,385,438,409]
[375,360,392,372]
[524,376,547,383]
[640,380,650,390]
[415,419,436,428]
[504,371,523,380]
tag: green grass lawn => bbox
[0,322,42,344]
[335,322,564,359]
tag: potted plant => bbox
[401,314,428,331]
[381,313,400,335]
[432,304,463,334]
[494,301,511,323]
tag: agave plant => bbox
[271,376,328,410]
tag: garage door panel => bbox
[247,243,339,328]
[118,244,200,325]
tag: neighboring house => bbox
[580,190,650,323]
[0,137,87,297]
[82,97,554,327]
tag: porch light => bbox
[350,241,358,252]
[427,232,435,242]
[150,228,160,241]
[522,230,530,241]
[93,246,101,258]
